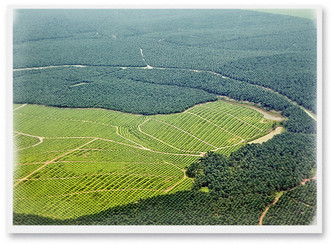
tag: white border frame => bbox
[6,6,323,234]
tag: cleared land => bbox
[249,127,283,144]
[13,100,277,219]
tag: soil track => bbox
[13,103,27,111]
[164,161,187,193]
[137,118,202,154]
[259,176,317,225]
[14,131,45,152]
[14,97,272,157]
[13,47,316,120]
[14,138,97,187]
[150,118,218,149]
[259,192,284,225]
[185,111,245,142]
[248,127,283,144]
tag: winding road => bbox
[13,48,317,121]
[259,176,317,225]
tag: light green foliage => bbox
[14,164,43,180]
[13,104,23,109]
[14,133,40,151]
[12,9,316,226]
[13,100,275,219]
[199,187,209,193]
[14,138,92,164]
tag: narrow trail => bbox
[164,161,183,171]
[45,135,144,150]
[14,131,45,152]
[185,111,245,142]
[13,103,27,111]
[259,192,284,226]
[18,160,176,166]
[151,118,218,149]
[201,106,263,132]
[15,160,185,199]
[15,159,186,199]
[15,188,164,200]
[13,91,273,159]
[113,125,148,149]
[14,131,201,157]
[16,161,49,166]
[210,139,248,152]
[164,161,187,193]
[69,82,89,87]
[16,171,178,182]
[14,139,44,152]
[14,131,44,141]
[13,48,318,217]
[289,197,315,209]
[165,177,186,193]
[301,176,317,185]
[14,138,97,187]
[140,48,153,69]
[137,118,204,154]
[15,88,270,158]
[13,65,87,71]
[12,47,317,120]
[95,16,111,36]
[259,176,317,225]
[15,111,147,150]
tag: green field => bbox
[13,100,275,219]
[12,9,317,226]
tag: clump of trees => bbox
[13,132,316,226]
[189,133,316,197]
[13,9,317,226]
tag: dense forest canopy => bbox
[13,133,317,225]
[13,9,317,226]
[13,9,316,113]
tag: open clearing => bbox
[14,100,279,219]
[248,126,283,144]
